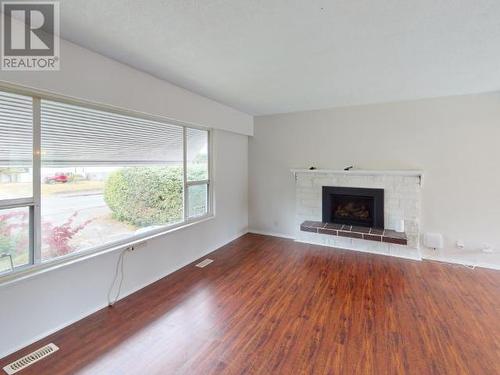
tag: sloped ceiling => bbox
[59,0,500,115]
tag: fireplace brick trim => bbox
[300,221,407,245]
[294,169,422,260]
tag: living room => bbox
[0,1,499,374]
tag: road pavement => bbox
[42,191,109,225]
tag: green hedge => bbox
[104,166,183,227]
[104,165,207,227]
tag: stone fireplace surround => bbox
[293,169,423,260]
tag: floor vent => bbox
[196,258,214,268]
[3,343,59,375]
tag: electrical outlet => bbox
[127,241,147,252]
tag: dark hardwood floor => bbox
[2,233,499,374]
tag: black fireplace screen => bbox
[322,186,384,228]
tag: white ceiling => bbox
[60,0,500,115]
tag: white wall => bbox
[0,39,250,357]
[249,92,500,269]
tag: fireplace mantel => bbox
[291,169,424,185]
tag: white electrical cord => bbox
[107,248,128,307]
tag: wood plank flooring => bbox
[1,234,499,374]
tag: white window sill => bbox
[0,214,215,287]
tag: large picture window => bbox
[0,88,211,275]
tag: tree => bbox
[42,212,93,258]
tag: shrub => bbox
[42,212,93,258]
[104,166,184,227]
[0,211,91,269]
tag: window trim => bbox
[0,197,34,209]
[0,82,214,283]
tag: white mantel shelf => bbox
[291,169,424,185]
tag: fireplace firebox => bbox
[322,186,384,229]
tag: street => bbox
[42,191,109,226]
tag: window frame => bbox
[0,83,214,282]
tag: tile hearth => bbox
[300,221,407,245]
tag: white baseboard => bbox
[422,254,500,271]
[247,229,295,240]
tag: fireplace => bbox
[322,186,384,228]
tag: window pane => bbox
[40,166,185,261]
[0,91,33,200]
[0,207,30,273]
[40,100,185,261]
[187,128,208,181]
[188,184,208,218]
